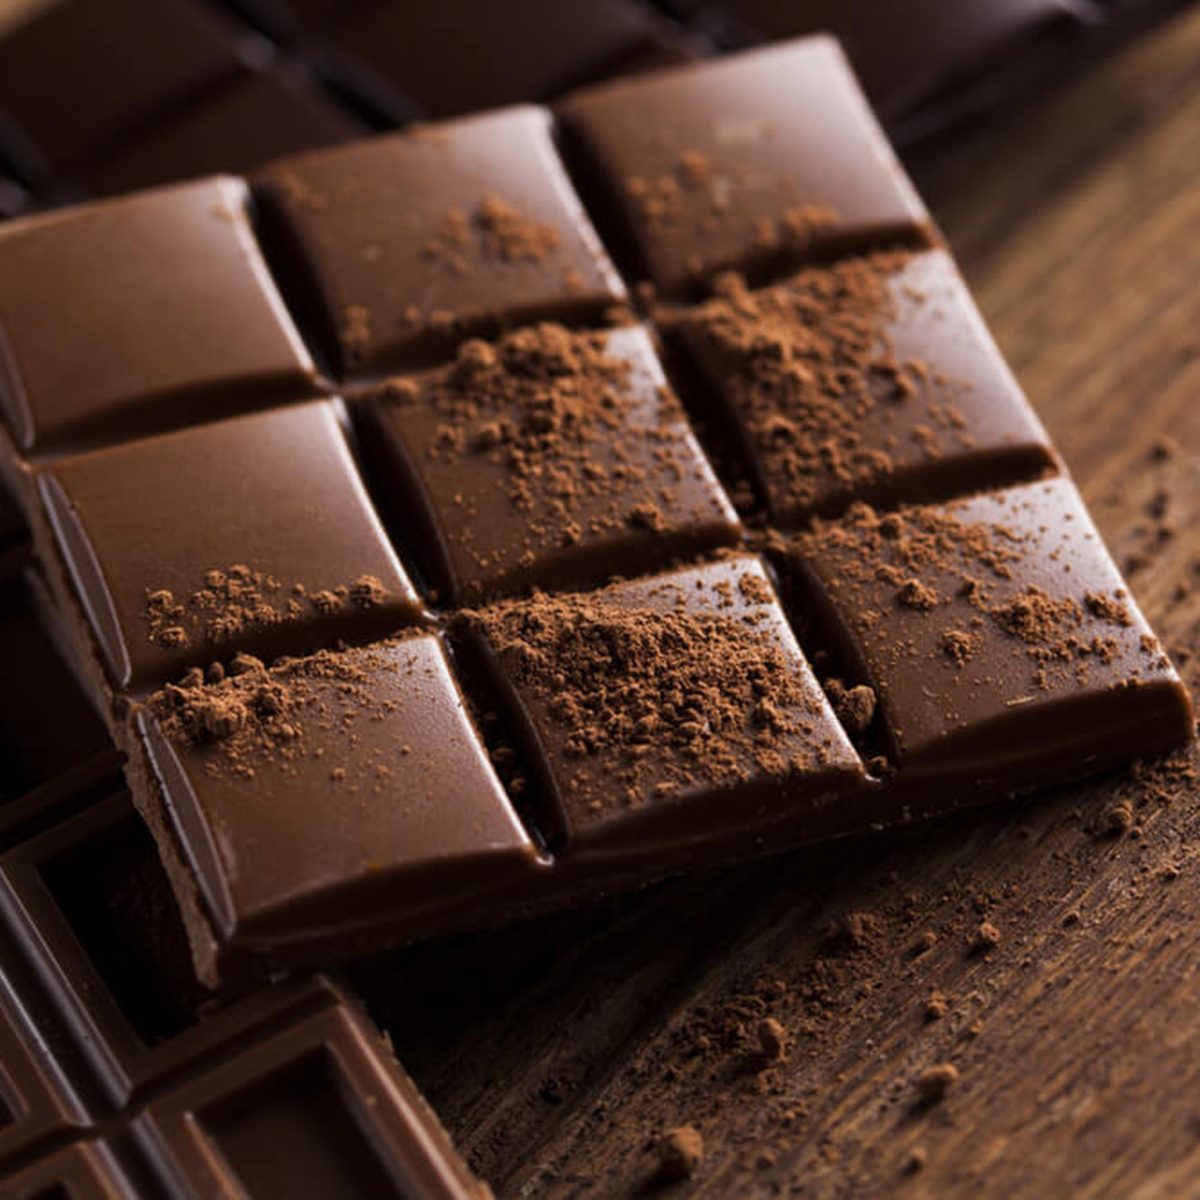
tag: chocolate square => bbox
[38,400,420,691]
[253,106,626,375]
[85,67,363,199]
[670,248,1057,520]
[0,793,322,1105]
[779,478,1194,789]
[135,632,537,973]
[325,0,689,119]
[356,323,741,603]
[558,38,931,296]
[133,985,484,1197]
[0,0,244,182]
[0,177,318,453]
[466,554,865,859]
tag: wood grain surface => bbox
[357,10,1200,1197]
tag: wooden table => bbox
[357,10,1200,1196]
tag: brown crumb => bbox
[910,929,938,957]
[1101,799,1134,836]
[897,578,938,611]
[757,1017,788,1063]
[973,921,1002,953]
[823,678,877,735]
[915,1062,959,1103]
[905,1147,928,1174]
[654,1126,704,1182]
[924,991,949,1021]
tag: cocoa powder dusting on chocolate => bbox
[789,498,1164,692]
[425,194,560,273]
[473,585,821,813]
[681,254,971,513]
[376,325,709,584]
[144,566,390,650]
[146,639,416,782]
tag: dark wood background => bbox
[356,10,1200,1196]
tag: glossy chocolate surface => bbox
[86,67,362,199]
[39,400,421,691]
[467,555,866,858]
[780,478,1193,783]
[0,177,317,453]
[135,989,482,1199]
[136,632,537,959]
[0,972,87,1170]
[0,40,1184,987]
[326,0,690,119]
[670,248,1058,519]
[715,0,1090,114]
[558,38,931,295]
[0,0,243,183]
[2,1140,134,1199]
[356,323,741,603]
[253,107,626,375]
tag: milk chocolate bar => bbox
[0,41,1189,986]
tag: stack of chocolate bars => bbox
[0,4,1191,1197]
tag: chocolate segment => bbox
[466,555,866,858]
[669,249,1058,520]
[85,66,363,199]
[0,0,244,184]
[2,1141,136,1200]
[134,986,483,1199]
[557,38,932,296]
[0,569,120,852]
[0,792,322,1105]
[324,0,693,119]
[0,978,87,1170]
[355,323,741,603]
[38,400,421,691]
[778,478,1193,789]
[134,633,538,969]
[710,0,1091,116]
[0,177,317,453]
[253,107,627,375]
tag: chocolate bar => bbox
[0,0,1144,219]
[0,568,120,852]
[0,39,1189,987]
[2,1140,138,1200]
[683,0,1097,119]
[0,775,488,1194]
[316,0,697,122]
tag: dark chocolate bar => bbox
[0,0,1158,220]
[133,986,486,1198]
[686,0,1097,118]
[0,762,489,1194]
[0,568,120,853]
[2,1140,136,1199]
[0,41,1188,989]
[0,0,249,186]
